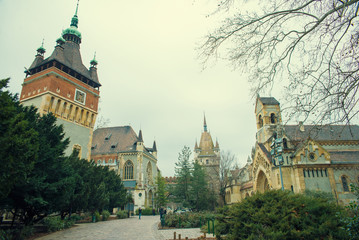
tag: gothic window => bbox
[49,97,55,111]
[69,105,73,120]
[124,160,134,180]
[320,169,323,177]
[270,113,276,124]
[341,176,349,192]
[303,169,306,177]
[324,169,328,177]
[147,162,153,185]
[258,115,263,128]
[55,99,61,114]
[97,159,102,164]
[62,102,67,117]
[109,159,112,163]
[206,159,209,164]
[283,138,288,149]
[74,107,79,122]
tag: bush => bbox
[135,208,157,215]
[101,210,111,221]
[164,212,208,228]
[94,211,101,222]
[43,216,75,232]
[116,210,128,219]
[218,190,349,240]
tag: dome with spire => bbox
[62,0,82,44]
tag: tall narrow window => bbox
[283,138,288,149]
[270,113,276,123]
[303,169,306,178]
[258,115,263,128]
[62,102,67,117]
[124,161,134,180]
[342,176,349,192]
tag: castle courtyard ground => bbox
[35,216,204,240]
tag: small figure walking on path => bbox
[152,208,155,216]
[138,207,142,220]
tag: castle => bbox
[226,97,359,205]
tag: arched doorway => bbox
[256,170,270,193]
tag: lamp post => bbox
[270,134,284,191]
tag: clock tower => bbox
[20,2,101,159]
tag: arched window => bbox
[62,102,67,117]
[341,176,349,192]
[97,159,102,164]
[270,113,276,124]
[146,162,153,185]
[55,99,61,114]
[258,115,263,128]
[124,161,134,180]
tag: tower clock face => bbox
[74,89,86,105]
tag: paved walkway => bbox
[35,216,203,240]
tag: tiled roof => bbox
[91,126,140,155]
[284,125,359,142]
[329,151,359,163]
[259,97,280,105]
[29,41,101,87]
[257,143,272,161]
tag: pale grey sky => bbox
[0,0,258,176]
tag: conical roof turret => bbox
[152,140,157,152]
[138,130,144,142]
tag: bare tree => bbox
[200,0,359,125]
[219,150,237,205]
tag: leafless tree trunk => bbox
[219,150,237,205]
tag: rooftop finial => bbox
[75,0,80,16]
[36,38,46,56]
[70,0,80,28]
[204,113,207,132]
[90,52,98,67]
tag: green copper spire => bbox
[90,52,98,67]
[62,0,82,44]
[36,39,46,55]
[70,0,80,28]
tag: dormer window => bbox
[91,144,97,150]
[105,133,112,141]
[111,143,117,149]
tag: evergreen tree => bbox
[0,78,39,201]
[174,146,192,207]
[155,171,168,208]
[216,190,348,239]
[189,161,211,211]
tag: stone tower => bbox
[194,115,220,193]
[255,96,282,143]
[20,2,100,159]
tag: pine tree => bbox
[155,171,168,208]
[174,146,192,207]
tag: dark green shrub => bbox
[218,190,348,240]
[164,212,210,228]
[94,211,101,222]
[43,216,75,232]
[69,214,82,222]
[135,208,156,215]
[101,210,110,221]
[116,210,128,219]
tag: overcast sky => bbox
[0,0,261,176]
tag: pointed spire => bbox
[195,140,198,149]
[36,39,46,56]
[152,140,157,152]
[215,138,219,148]
[90,52,98,67]
[62,0,82,44]
[204,113,207,132]
[138,130,143,142]
[71,0,80,28]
